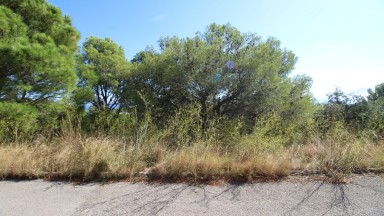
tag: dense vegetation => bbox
[1,0,383,183]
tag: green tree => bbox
[317,88,369,135]
[0,1,80,103]
[75,37,130,111]
[123,23,314,130]
[324,88,349,122]
[344,94,368,131]
[368,83,384,101]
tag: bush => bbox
[161,104,203,148]
[365,98,384,140]
[0,102,38,142]
[36,102,80,138]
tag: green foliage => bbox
[0,5,27,42]
[248,112,285,151]
[0,101,82,142]
[0,0,79,52]
[368,83,384,101]
[124,47,187,124]
[317,88,369,136]
[85,108,119,135]
[314,84,384,141]
[159,104,245,149]
[108,112,137,140]
[242,108,316,149]
[35,102,79,138]
[0,102,38,141]
[76,37,130,110]
[161,104,204,148]
[124,23,313,132]
[82,108,141,144]
[365,84,384,140]
[203,114,243,148]
[344,94,368,132]
[0,1,80,103]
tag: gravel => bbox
[0,175,383,216]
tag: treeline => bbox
[1,0,384,145]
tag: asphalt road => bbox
[0,175,384,216]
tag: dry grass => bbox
[0,136,153,181]
[1,131,383,183]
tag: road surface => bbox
[0,175,383,216]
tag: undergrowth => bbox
[1,107,383,184]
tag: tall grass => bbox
[1,106,383,183]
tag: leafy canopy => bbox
[75,37,130,111]
[123,23,314,130]
[0,0,80,103]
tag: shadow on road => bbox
[74,176,384,216]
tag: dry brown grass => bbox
[0,136,153,181]
[1,132,383,183]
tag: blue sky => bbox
[50,0,384,102]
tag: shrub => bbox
[36,102,79,138]
[0,102,38,142]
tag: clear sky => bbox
[49,0,384,102]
